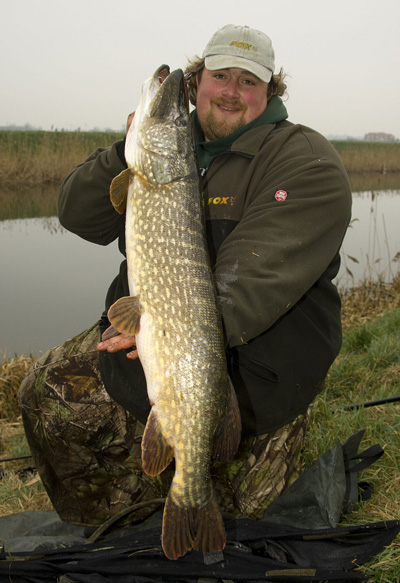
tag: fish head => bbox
[126,65,196,186]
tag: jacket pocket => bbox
[229,348,280,383]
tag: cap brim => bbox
[205,54,273,83]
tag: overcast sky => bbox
[2,0,399,138]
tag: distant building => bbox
[364,132,396,142]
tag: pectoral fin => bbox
[212,379,242,461]
[110,168,133,214]
[107,296,143,336]
[142,408,174,476]
[101,325,121,341]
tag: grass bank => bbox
[0,130,124,187]
[0,131,400,188]
[1,275,400,580]
[332,140,400,174]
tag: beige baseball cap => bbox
[202,24,275,83]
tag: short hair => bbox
[184,56,287,106]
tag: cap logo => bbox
[230,40,253,51]
[202,25,275,83]
[275,189,288,201]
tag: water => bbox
[1,189,399,357]
[1,217,120,357]
[338,189,400,287]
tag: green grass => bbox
[302,308,400,581]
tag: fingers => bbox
[126,348,139,360]
[126,112,135,133]
[97,334,138,359]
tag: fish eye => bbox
[175,116,187,127]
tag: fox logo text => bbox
[230,40,253,51]
[208,196,236,206]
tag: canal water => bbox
[1,188,399,357]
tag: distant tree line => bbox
[0,123,123,133]
[364,132,397,143]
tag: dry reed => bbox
[341,273,400,330]
[332,140,400,173]
[0,130,123,187]
[0,353,36,420]
[1,131,400,188]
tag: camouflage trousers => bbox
[19,323,311,527]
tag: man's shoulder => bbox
[235,120,340,162]
[231,119,312,153]
[258,119,331,146]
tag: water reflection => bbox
[1,172,398,221]
[1,189,399,357]
[0,183,59,220]
[337,190,400,288]
[347,171,400,193]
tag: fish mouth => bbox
[157,65,170,85]
[149,66,187,121]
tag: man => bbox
[19,25,352,527]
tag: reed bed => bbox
[341,273,400,330]
[0,131,400,188]
[332,140,400,174]
[0,130,123,187]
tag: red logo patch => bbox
[275,189,288,201]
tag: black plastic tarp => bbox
[0,430,397,582]
[1,517,400,582]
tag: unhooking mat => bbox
[0,430,398,582]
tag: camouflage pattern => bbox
[213,408,310,519]
[19,322,310,527]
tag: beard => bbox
[198,98,247,141]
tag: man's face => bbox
[196,67,269,141]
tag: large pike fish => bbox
[107,65,241,560]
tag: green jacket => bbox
[58,112,352,435]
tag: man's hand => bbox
[97,333,138,360]
[126,112,135,133]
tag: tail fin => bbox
[162,492,226,560]
[193,493,226,554]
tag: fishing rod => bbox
[337,395,400,411]
[0,454,32,463]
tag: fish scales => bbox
[108,65,241,560]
